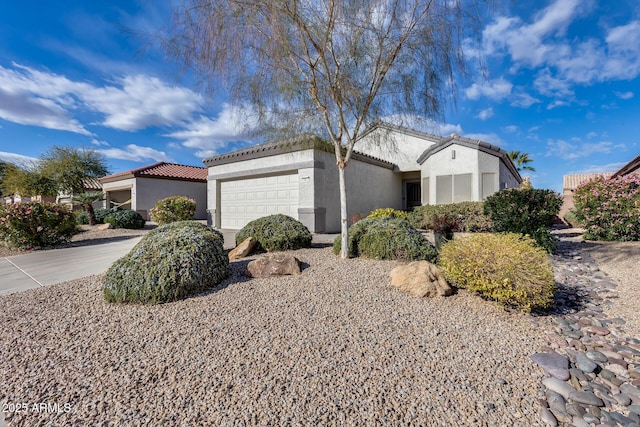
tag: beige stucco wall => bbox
[135,178,207,220]
[102,177,206,220]
[419,144,519,204]
[355,128,438,172]
[207,148,402,233]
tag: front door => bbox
[405,181,422,209]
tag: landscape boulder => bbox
[97,223,113,230]
[229,236,257,260]
[390,261,454,297]
[246,253,301,278]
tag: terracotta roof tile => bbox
[563,173,613,191]
[100,162,207,183]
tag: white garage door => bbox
[220,173,299,229]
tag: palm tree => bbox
[508,151,536,172]
[73,192,105,225]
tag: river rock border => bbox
[532,232,640,426]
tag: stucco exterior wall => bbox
[135,177,207,220]
[207,148,401,233]
[101,178,135,210]
[355,128,438,172]
[498,158,521,190]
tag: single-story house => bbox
[56,177,104,211]
[203,123,521,233]
[99,162,208,220]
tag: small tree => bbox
[39,145,109,196]
[0,162,57,199]
[163,0,491,258]
[73,191,105,226]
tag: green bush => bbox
[408,202,493,232]
[0,202,77,249]
[150,195,197,225]
[367,208,408,220]
[484,188,562,252]
[75,210,90,225]
[104,209,146,229]
[439,233,556,312]
[333,216,437,262]
[103,221,229,304]
[94,208,115,224]
[236,214,312,251]
[573,175,640,241]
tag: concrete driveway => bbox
[0,230,242,298]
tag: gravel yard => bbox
[0,247,549,427]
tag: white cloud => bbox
[510,92,542,108]
[546,138,622,160]
[96,144,172,162]
[90,139,110,146]
[614,91,634,100]
[165,103,255,158]
[0,63,204,135]
[481,0,640,98]
[0,151,38,166]
[503,125,519,133]
[586,131,597,139]
[568,162,626,174]
[465,78,513,100]
[476,107,494,120]
[547,100,570,109]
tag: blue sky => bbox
[0,0,639,193]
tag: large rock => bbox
[246,253,301,278]
[229,237,257,260]
[389,261,454,297]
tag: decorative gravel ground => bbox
[0,247,549,427]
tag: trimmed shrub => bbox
[484,188,562,252]
[0,202,76,249]
[236,214,312,251]
[94,208,115,224]
[103,221,229,304]
[150,195,197,225]
[367,207,409,220]
[75,210,90,225]
[439,233,556,312]
[333,216,437,262]
[104,209,146,229]
[408,202,493,232]
[573,174,640,241]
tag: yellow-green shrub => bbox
[367,208,408,220]
[439,233,556,312]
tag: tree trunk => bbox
[86,204,97,226]
[338,164,349,259]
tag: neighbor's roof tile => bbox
[562,173,613,191]
[100,162,207,183]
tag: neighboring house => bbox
[56,177,104,211]
[560,173,613,218]
[203,123,521,232]
[612,153,640,178]
[99,162,208,220]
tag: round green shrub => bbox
[235,214,312,251]
[103,221,229,304]
[333,216,437,262]
[484,188,562,252]
[94,208,114,224]
[439,233,556,312]
[574,174,640,241]
[104,209,146,229]
[150,195,197,225]
[0,202,77,249]
[367,208,408,220]
[75,210,90,225]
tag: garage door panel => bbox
[220,172,299,229]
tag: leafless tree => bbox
[163,0,491,258]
